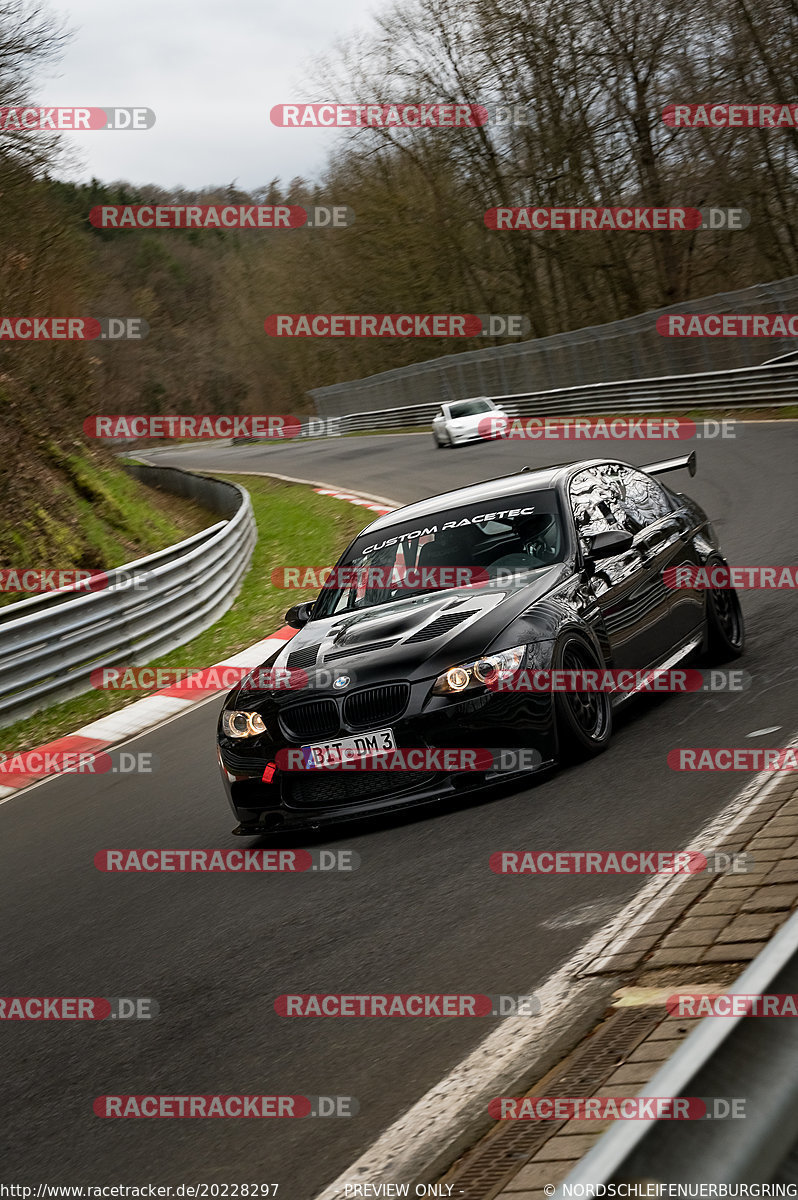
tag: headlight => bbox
[433,646,525,695]
[221,710,267,739]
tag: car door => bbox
[569,464,673,668]
[622,473,705,648]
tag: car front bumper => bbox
[446,425,491,445]
[217,685,556,832]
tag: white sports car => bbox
[432,397,508,448]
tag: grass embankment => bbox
[1,476,371,751]
[0,446,209,606]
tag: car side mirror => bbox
[285,602,313,629]
[586,528,634,560]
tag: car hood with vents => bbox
[239,566,568,697]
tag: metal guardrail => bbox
[318,357,798,434]
[556,908,798,1187]
[0,466,257,727]
[309,276,798,417]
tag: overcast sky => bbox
[39,0,387,191]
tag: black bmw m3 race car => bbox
[217,453,744,833]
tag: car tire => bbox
[433,431,446,448]
[705,558,745,661]
[553,635,613,762]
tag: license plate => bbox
[301,728,396,768]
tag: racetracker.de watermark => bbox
[273,993,540,1016]
[490,851,706,874]
[94,849,359,872]
[0,750,155,777]
[657,313,798,336]
[275,747,542,772]
[269,102,533,127]
[487,207,698,231]
[663,103,798,127]
[667,993,798,1017]
[492,850,755,875]
[664,565,798,589]
[0,569,151,594]
[271,565,490,589]
[669,748,798,770]
[487,669,749,693]
[477,416,737,440]
[83,415,301,439]
[263,314,529,337]
[0,997,157,1019]
[486,206,749,231]
[0,318,147,340]
[0,106,155,130]
[490,1096,745,1120]
[93,1095,357,1118]
[89,205,354,229]
[90,666,347,691]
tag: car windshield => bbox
[312,492,565,616]
[447,399,492,418]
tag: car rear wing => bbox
[641,450,696,478]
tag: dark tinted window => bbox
[569,463,673,541]
[617,466,674,530]
[448,399,492,418]
[312,491,564,616]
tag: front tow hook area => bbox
[233,811,286,836]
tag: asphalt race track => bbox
[2,427,796,1198]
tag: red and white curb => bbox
[133,450,400,517]
[0,628,296,800]
[312,486,394,516]
[0,481,398,803]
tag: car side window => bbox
[570,466,636,541]
[570,464,673,543]
[617,466,675,531]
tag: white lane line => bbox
[541,898,621,930]
[313,731,798,1198]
